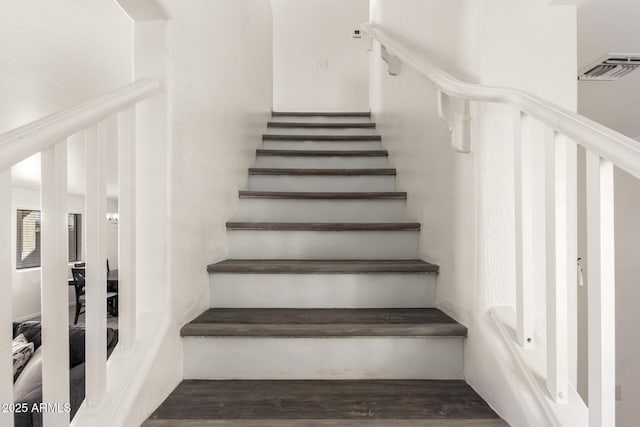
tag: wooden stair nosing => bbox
[239,191,406,200]
[263,134,381,141]
[180,323,467,338]
[256,149,388,157]
[225,222,421,231]
[272,111,371,117]
[267,122,375,129]
[207,259,440,274]
[248,168,396,176]
[180,308,467,338]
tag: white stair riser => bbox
[265,128,377,136]
[227,230,419,259]
[270,116,372,124]
[263,140,381,150]
[183,337,464,380]
[247,175,395,192]
[209,273,436,308]
[255,156,388,169]
[238,199,405,222]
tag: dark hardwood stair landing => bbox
[143,380,507,426]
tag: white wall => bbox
[272,0,369,112]
[161,0,273,326]
[122,1,274,424]
[577,1,640,424]
[369,1,577,425]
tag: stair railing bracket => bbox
[381,45,401,76]
[437,90,472,153]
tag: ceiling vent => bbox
[578,53,640,81]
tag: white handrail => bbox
[360,23,640,179]
[0,78,160,172]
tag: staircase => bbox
[144,112,506,426]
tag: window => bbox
[16,210,82,270]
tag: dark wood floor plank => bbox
[239,191,406,200]
[225,222,420,231]
[248,168,396,176]
[257,149,387,157]
[263,135,382,141]
[267,122,376,128]
[180,308,467,338]
[145,380,505,423]
[272,111,371,117]
[207,259,440,274]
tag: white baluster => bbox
[514,111,534,349]
[118,108,137,349]
[566,138,578,387]
[84,122,108,405]
[40,142,71,425]
[586,152,616,426]
[0,169,13,427]
[545,130,568,404]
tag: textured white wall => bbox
[577,1,640,423]
[123,1,274,424]
[369,1,576,425]
[160,0,274,326]
[272,0,369,112]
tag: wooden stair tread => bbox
[272,111,371,117]
[207,259,439,274]
[267,122,375,128]
[144,379,505,425]
[248,168,396,176]
[181,308,467,337]
[257,149,387,157]
[239,191,406,200]
[226,222,420,231]
[264,134,381,141]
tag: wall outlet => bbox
[315,58,328,70]
[615,385,622,401]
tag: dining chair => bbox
[71,267,118,324]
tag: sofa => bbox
[12,321,118,427]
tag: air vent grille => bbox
[579,53,640,81]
